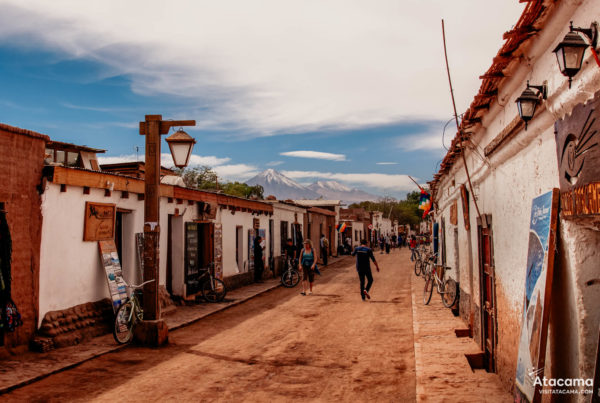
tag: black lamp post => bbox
[516,81,547,130]
[553,21,598,88]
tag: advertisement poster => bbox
[515,189,559,402]
[98,240,129,312]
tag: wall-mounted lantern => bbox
[516,80,547,130]
[553,21,598,88]
[165,128,196,168]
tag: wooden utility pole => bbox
[139,115,195,322]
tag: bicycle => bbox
[113,278,155,344]
[281,257,300,288]
[423,263,458,308]
[198,263,227,303]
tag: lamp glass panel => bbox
[519,99,537,120]
[169,142,194,167]
[555,47,566,73]
[565,46,586,70]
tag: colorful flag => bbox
[336,222,347,232]
[418,189,432,218]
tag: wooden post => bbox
[139,115,196,327]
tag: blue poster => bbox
[515,190,558,402]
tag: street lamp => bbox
[553,21,598,88]
[166,128,196,168]
[515,81,547,130]
[138,115,195,346]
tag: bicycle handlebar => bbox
[127,279,156,289]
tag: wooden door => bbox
[478,217,496,372]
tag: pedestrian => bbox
[397,233,403,248]
[253,235,264,283]
[283,238,297,273]
[319,233,329,266]
[385,234,391,254]
[298,240,316,295]
[352,239,380,301]
[379,235,385,254]
[391,234,397,249]
[409,235,417,261]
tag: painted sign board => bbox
[98,240,128,313]
[555,90,600,220]
[214,223,223,280]
[450,200,458,225]
[515,189,559,403]
[84,202,116,241]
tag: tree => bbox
[174,167,264,199]
[348,190,425,227]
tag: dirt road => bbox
[5,249,416,402]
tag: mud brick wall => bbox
[33,299,113,351]
[0,125,48,349]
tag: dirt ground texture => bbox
[4,249,417,402]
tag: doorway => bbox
[478,216,497,372]
[0,205,11,347]
[184,222,214,296]
[236,226,243,273]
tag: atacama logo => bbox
[531,205,549,225]
[528,367,593,394]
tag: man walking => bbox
[352,239,380,301]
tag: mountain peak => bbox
[246,169,320,199]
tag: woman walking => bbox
[298,240,316,295]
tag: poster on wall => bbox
[98,240,129,313]
[84,202,116,241]
[214,223,223,280]
[515,189,559,403]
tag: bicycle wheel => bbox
[423,272,434,305]
[113,300,135,344]
[442,278,458,308]
[414,259,422,276]
[202,277,227,303]
[281,269,300,288]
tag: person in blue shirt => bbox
[351,239,380,300]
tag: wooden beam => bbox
[479,72,504,80]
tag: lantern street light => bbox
[138,115,195,346]
[553,21,598,88]
[515,81,547,130]
[166,128,196,168]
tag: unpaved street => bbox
[5,250,416,402]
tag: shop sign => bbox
[84,202,116,241]
[555,90,600,218]
[253,218,260,229]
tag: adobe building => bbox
[430,0,600,398]
[0,124,48,351]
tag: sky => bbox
[0,1,524,199]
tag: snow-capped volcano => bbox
[245,169,320,200]
[307,180,379,204]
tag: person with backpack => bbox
[352,239,380,301]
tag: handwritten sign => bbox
[84,202,116,241]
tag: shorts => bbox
[302,266,315,282]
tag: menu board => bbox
[185,222,200,294]
[98,240,128,312]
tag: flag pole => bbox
[408,175,425,192]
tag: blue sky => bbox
[0,1,524,199]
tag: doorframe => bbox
[477,214,497,373]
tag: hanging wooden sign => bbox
[515,189,559,403]
[84,202,116,241]
[450,200,458,225]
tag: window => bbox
[44,148,55,164]
[66,152,79,167]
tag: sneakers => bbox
[300,292,306,296]
[308,290,313,295]
[362,290,371,299]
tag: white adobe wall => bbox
[271,204,304,257]
[218,208,271,277]
[39,183,195,325]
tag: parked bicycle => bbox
[198,262,227,303]
[281,257,300,288]
[414,246,433,277]
[113,278,155,344]
[423,264,458,308]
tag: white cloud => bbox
[376,162,398,165]
[396,130,447,152]
[214,164,259,181]
[265,160,284,167]
[280,150,346,161]
[98,153,231,168]
[281,170,416,191]
[0,1,524,136]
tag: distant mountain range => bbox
[245,169,379,204]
